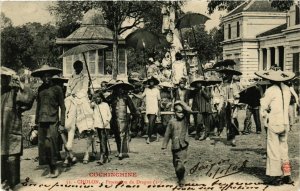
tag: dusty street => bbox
[16,110,299,191]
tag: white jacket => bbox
[93,102,112,129]
[260,83,291,128]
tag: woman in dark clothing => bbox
[190,77,212,140]
[32,65,65,178]
[106,81,138,160]
[1,67,34,189]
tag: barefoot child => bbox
[161,101,197,186]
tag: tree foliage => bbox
[1,21,61,71]
[1,12,12,30]
[207,0,294,14]
[48,1,184,78]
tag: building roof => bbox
[57,9,123,44]
[257,23,287,37]
[226,0,281,17]
[66,25,114,40]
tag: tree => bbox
[209,26,224,61]
[1,12,12,31]
[24,22,61,68]
[1,25,34,70]
[1,22,61,71]
[49,2,183,79]
[208,0,294,14]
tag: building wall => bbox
[285,31,300,73]
[223,41,259,80]
[223,13,286,41]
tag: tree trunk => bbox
[112,25,119,80]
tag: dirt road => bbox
[15,111,299,191]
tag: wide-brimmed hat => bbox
[31,65,62,77]
[107,80,134,91]
[144,76,160,85]
[205,75,222,86]
[212,59,236,69]
[174,100,197,114]
[51,75,69,83]
[159,81,174,88]
[255,68,295,82]
[1,66,16,76]
[218,68,242,76]
[190,76,206,88]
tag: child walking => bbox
[162,101,197,186]
[92,91,112,165]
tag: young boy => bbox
[161,101,196,186]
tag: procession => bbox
[1,1,300,191]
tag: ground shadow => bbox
[241,166,269,183]
[231,148,266,155]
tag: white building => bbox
[221,0,300,80]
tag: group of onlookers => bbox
[1,56,299,188]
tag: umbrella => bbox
[175,13,210,75]
[125,29,161,50]
[175,13,210,30]
[239,84,260,105]
[212,59,236,69]
[125,29,169,77]
[59,44,108,58]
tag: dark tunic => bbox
[1,84,34,188]
[107,94,137,154]
[1,87,22,156]
[191,88,212,113]
[35,84,65,125]
[35,83,65,165]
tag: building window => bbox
[237,22,240,37]
[293,53,299,75]
[97,49,113,75]
[228,24,231,39]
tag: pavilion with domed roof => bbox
[56,9,128,86]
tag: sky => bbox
[1,1,226,31]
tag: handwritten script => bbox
[190,158,249,179]
[20,177,276,191]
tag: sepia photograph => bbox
[1,0,299,190]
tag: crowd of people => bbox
[1,53,299,188]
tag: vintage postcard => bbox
[1,0,299,191]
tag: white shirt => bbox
[260,83,291,126]
[142,87,161,115]
[93,102,112,129]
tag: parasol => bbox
[125,29,162,50]
[175,13,210,30]
[175,13,210,75]
[239,83,261,105]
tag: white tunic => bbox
[142,87,161,115]
[93,102,112,129]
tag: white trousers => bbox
[266,125,290,176]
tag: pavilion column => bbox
[275,46,280,66]
[266,47,271,70]
[259,48,264,71]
